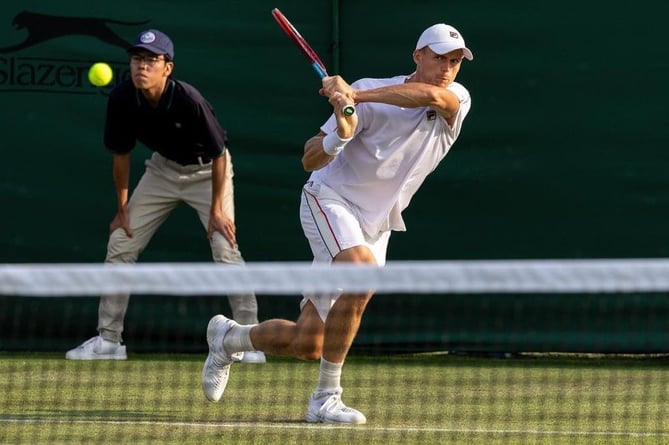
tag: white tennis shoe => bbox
[305,388,367,424]
[65,336,127,360]
[202,314,243,402]
[241,350,266,364]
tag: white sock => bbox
[316,358,343,392]
[222,324,255,353]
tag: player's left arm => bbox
[352,82,461,122]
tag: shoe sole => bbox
[65,355,127,360]
[305,414,367,424]
[241,353,266,364]
[65,346,127,360]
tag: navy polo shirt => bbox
[104,78,227,165]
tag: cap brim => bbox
[127,44,166,56]
[427,43,474,61]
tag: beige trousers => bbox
[98,151,258,343]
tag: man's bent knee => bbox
[293,300,324,360]
[293,339,322,361]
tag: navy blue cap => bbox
[128,29,174,60]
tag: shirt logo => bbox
[426,110,436,121]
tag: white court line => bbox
[1,418,667,438]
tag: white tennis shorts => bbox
[299,180,390,321]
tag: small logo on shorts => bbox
[426,110,436,121]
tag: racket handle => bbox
[312,62,327,79]
[342,104,356,116]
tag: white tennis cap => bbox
[416,24,473,61]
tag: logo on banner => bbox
[0,11,149,95]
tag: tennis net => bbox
[1,259,668,444]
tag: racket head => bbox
[271,8,328,76]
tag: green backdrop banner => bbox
[1,1,667,352]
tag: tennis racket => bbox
[271,8,355,116]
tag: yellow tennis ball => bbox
[88,62,113,87]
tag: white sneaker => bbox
[241,350,266,364]
[65,336,127,360]
[305,388,366,424]
[202,315,243,402]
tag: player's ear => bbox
[164,61,174,76]
[412,49,422,65]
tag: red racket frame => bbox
[271,8,328,77]
[271,8,355,116]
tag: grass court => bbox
[1,352,668,444]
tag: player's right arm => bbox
[303,131,333,172]
[302,118,356,172]
[109,152,133,237]
[303,84,358,172]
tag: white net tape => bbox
[2,259,669,296]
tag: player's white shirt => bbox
[309,75,471,236]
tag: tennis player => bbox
[66,29,265,364]
[202,23,474,423]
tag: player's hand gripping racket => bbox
[271,8,355,116]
